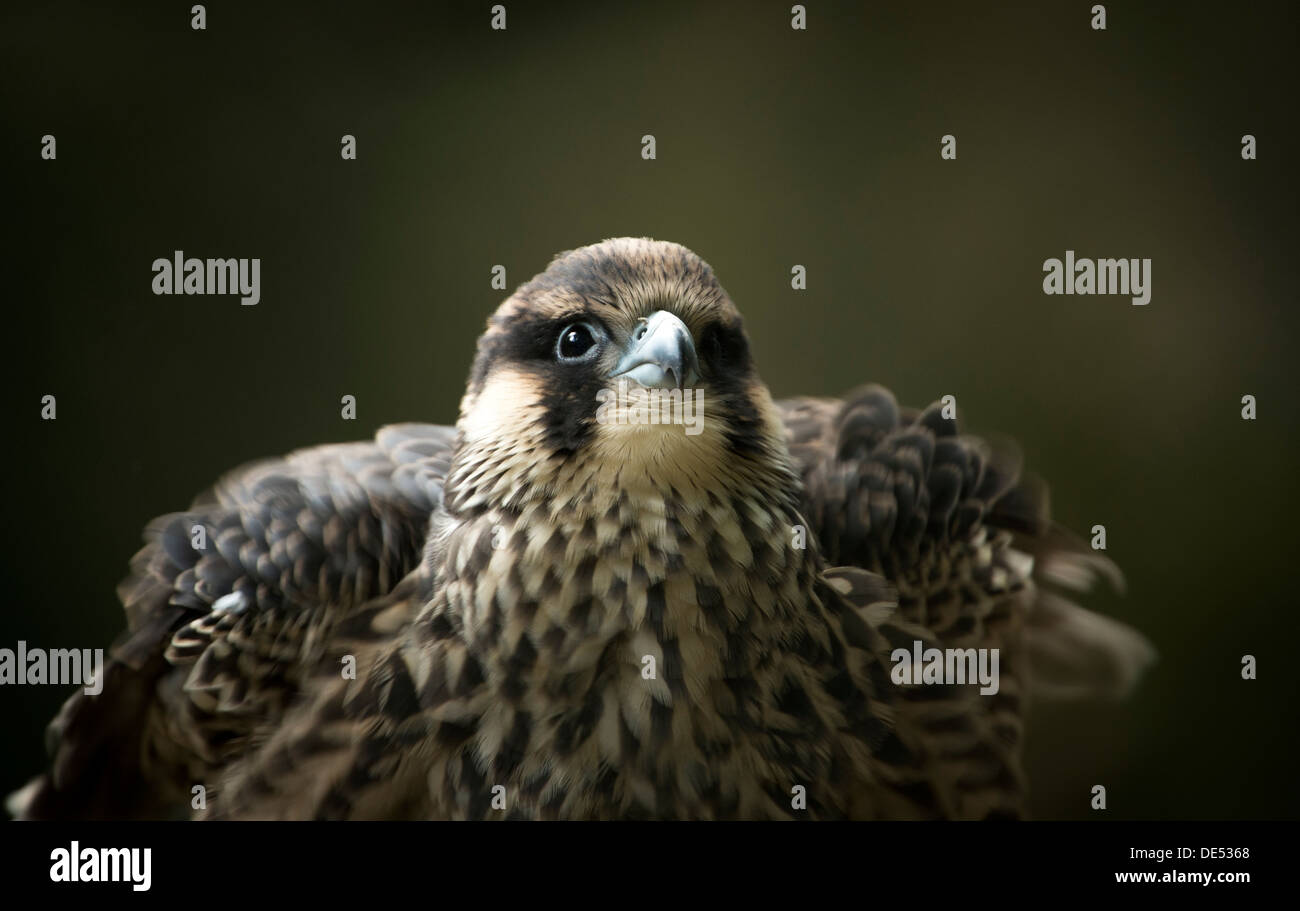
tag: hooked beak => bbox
[610,310,701,390]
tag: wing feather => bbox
[10,424,455,820]
[780,385,1154,818]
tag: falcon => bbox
[10,237,1154,820]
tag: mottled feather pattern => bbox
[14,425,456,819]
[13,238,1152,821]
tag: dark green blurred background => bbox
[2,1,1296,818]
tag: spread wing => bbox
[201,573,478,821]
[778,384,1154,701]
[9,424,456,820]
[779,385,1156,817]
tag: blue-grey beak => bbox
[611,310,700,390]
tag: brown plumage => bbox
[10,237,1153,820]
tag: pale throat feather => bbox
[437,388,820,698]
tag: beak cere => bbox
[611,310,701,390]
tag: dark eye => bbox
[556,323,598,361]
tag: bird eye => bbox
[556,323,598,361]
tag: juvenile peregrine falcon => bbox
[11,237,1154,820]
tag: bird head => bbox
[447,237,800,516]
